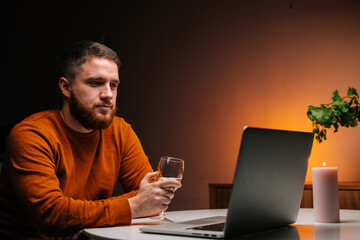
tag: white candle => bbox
[312,162,340,223]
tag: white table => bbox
[84,208,360,240]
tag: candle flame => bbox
[323,162,326,167]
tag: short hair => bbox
[60,41,121,82]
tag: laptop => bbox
[140,126,314,238]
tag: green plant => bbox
[307,87,360,143]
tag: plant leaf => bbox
[333,122,339,132]
[307,105,318,121]
[332,90,340,101]
[332,100,349,113]
[310,108,335,125]
[348,87,359,97]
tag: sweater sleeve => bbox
[118,123,154,194]
[5,125,133,237]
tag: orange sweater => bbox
[0,110,153,239]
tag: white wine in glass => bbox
[154,156,184,222]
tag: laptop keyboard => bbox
[189,222,225,232]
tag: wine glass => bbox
[153,156,184,222]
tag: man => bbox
[0,41,181,239]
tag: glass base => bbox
[151,211,174,222]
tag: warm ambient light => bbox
[323,162,326,167]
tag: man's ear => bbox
[59,77,71,99]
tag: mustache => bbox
[94,102,115,109]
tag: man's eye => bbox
[110,83,119,89]
[89,82,102,87]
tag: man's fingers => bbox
[141,172,158,183]
[161,204,169,211]
[157,179,182,190]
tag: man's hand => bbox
[128,172,182,219]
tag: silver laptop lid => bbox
[224,126,314,238]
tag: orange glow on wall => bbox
[155,1,360,211]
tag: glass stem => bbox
[159,211,165,220]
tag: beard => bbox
[69,91,117,130]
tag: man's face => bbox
[69,57,119,130]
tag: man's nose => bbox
[100,85,114,100]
